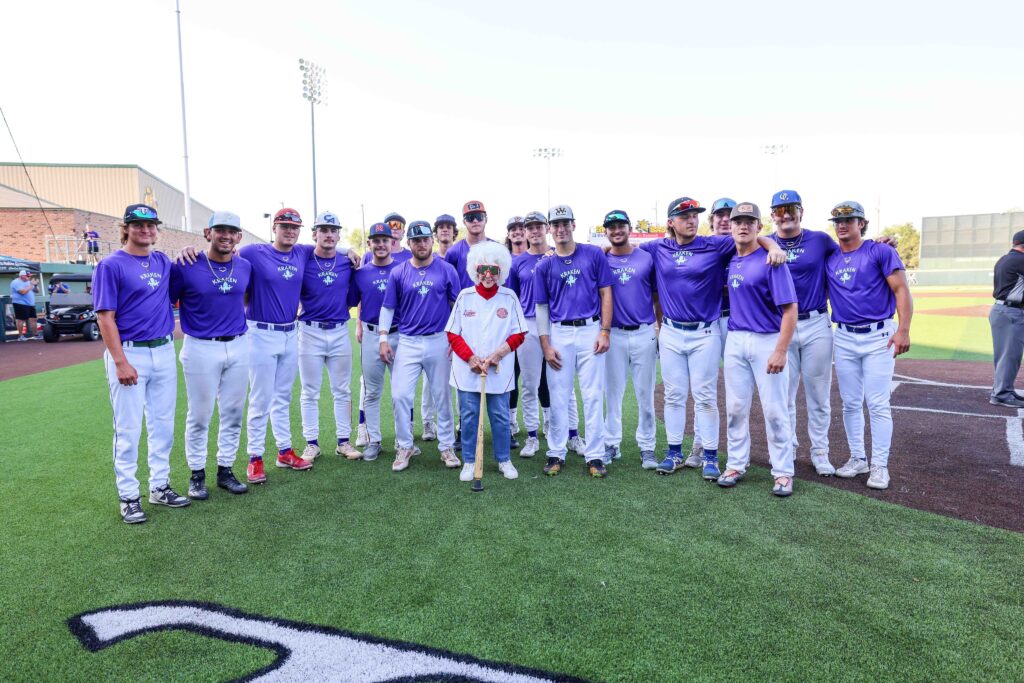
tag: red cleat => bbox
[247,457,267,484]
[276,449,313,471]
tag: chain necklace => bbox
[774,229,804,251]
[314,252,337,272]
[205,253,234,280]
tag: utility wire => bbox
[0,103,57,240]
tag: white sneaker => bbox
[683,452,703,468]
[459,462,474,482]
[811,451,836,477]
[355,423,369,447]
[509,409,520,435]
[392,447,415,472]
[440,448,461,468]
[301,443,321,463]
[421,422,437,441]
[520,436,540,458]
[498,461,519,480]
[836,457,870,478]
[568,435,586,455]
[336,441,362,460]
[866,465,890,490]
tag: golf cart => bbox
[43,273,100,342]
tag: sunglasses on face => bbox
[831,205,858,217]
[476,265,500,276]
[388,220,406,230]
[465,213,486,223]
[771,205,801,219]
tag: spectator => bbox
[49,281,70,295]
[85,228,101,264]
[10,269,41,341]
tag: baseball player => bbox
[601,210,658,469]
[352,222,404,462]
[642,197,785,480]
[94,203,189,523]
[298,211,360,462]
[378,220,461,471]
[534,204,614,477]
[716,202,798,496]
[434,214,458,258]
[445,241,528,481]
[827,201,913,490]
[507,211,581,458]
[169,211,251,500]
[445,201,495,289]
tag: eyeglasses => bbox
[476,265,500,276]
[672,199,700,213]
[831,205,858,217]
[771,205,801,219]
[465,212,486,223]
[388,220,406,230]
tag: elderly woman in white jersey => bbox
[445,241,528,482]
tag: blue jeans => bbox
[458,390,511,463]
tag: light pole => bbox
[761,143,788,188]
[532,147,563,209]
[175,0,193,232]
[299,58,327,217]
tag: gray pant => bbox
[990,304,1024,400]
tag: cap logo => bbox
[555,207,567,216]
[778,193,789,201]
[738,204,754,213]
[466,202,481,211]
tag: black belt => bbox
[721,309,730,317]
[838,320,890,333]
[614,324,641,331]
[366,322,399,334]
[196,334,242,342]
[996,300,1024,309]
[797,307,828,321]
[123,336,171,348]
[254,322,296,332]
[302,320,344,330]
[663,318,713,331]
[558,315,599,327]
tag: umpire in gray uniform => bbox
[989,229,1024,408]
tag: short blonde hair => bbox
[466,241,512,286]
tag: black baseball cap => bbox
[1013,230,1024,246]
[667,197,706,217]
[123,204,161,224]
[603,210,631,227]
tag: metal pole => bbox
[310,100,318,217]
[546,156,551,209]
[175,0,193,232]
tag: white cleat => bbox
[421,422,437,441]
[866,465,890,490]
[520,436,540,458]
[459,462,474,482]
[301,443,321,463]
[498,460,519,480]
[355,423,369,447]
[811,451,836,477]
[836,457,870,479]
[567,435,586,456]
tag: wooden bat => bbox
[471,370,486,491]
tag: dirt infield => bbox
[922,305,991,317]
[912,291,990,298]
[656,357,1024,533]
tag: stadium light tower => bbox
[299,58,328,217]
[533,147,563,209]
[761,143,788,188]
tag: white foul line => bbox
[891,405,1010,419]
[1008,409,1024,467]
[892,373,990,391]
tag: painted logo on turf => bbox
[68,601,588,682]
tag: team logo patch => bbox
[464,309,477,317]
[737,203,754,213]
[496,307,508,319]
[68,601,588,682]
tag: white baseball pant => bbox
[723,330,794,478]
[658,322,722,449]
[179,335,249,470]
[545,320,606,462]
[360,323,400,444]
[604,323,657,452]
[787,312,833,457]
[298,322,353,442]
[246,323,298,457]
[691,316,729,450]
[833,319,897,467]
[420,371,435,425]
[518,318,578,433]
[104,341,177,500]
[391,332,454,450]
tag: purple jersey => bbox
[298,251,355,324]
[606,248,656,326]
[93,250,175,341]
[507,252,544,318]
[170,253,251,338]
[769,229,838,313]
[641,235,734,322]
[533,243,615,322]
[238,243,312,324]
[362,248,412,266]
[826,240,904,325]
[726,248,798,334]
[445,238,498,289]
[382,257,460,336]
[353,260,401,326]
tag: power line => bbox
[0,104,58,240]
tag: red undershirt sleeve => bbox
[505,331,526,352]
[447,332,475,362]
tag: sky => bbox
[2,0,1022,244]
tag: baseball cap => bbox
[667,197,706,217]
[273,208,303,226]
[711,198,737,214]
[407,221,433,239]
[314,211,342,229]
[434,214,457,227]
[208,211,242,231]
[603,210,631,227]
[368,222,393,239]
[462,200,486,216]
[18,269,28,277]
[548,205,574,221]
[770,190,802,208]
[524,211,548,225]
[507,216,525,230]
[123,204,162,225]
[383,212,406,226]
[1013,230,1024,246]
[829,201,868,221]
[730,202,761,220]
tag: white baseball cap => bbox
[18,269,29,277]
[548,205,574,221]
[208,211,242,230]
[314,211,342,229]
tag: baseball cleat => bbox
[276,449,313,471]
[543,456,562,476]
[640,450,659,470]
[990,396,1024,408]
[772,477,794,497]
[701,456,721,481]
[866,465,890,490]
[336,441,362,460]
[604,445,620,464]
[683,453,703,468]
[119,498,147,524]
[459,462,474,482]
[216,466,248,495]
[301,443,321,463]
[568,435,586,455]
[499,460,519,480]
[355,423,370,447]
[149,486,191,508]
[717,470,744,488]
[392,447,415,472]
[247,457,267,484]
[187,470,209,500]
[835,457,870,478]
[510,434,520,450]
[810,451,836,477]
[421,422,437,441]
[440,448,461,468]
[520,436,540,458]
[656,454,686,476]
[587,459,608,478]
[361,442,382,462]
[411,445,422,457]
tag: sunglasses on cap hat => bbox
[275,210,302,224]
[668,197,705,216]
[131,207,158,220]
[831,204,860,217]
[476,265,500,276]
[465,212,486,223]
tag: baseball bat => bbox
[471,370,486,492]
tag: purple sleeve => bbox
[875,241,905,276]
[713,234,737,262]
[533,259,549,305]
[447,265,460,303]
[507,262,520,295]
[594,248,615,288]
[347,269,359,307]
[237,244,256,261]
[822,232,839,258]
[92,259,118,312]
[169,263,184,304]
[382,268,400,310]
[444,249,459,269]
[639,240,656,255]
[768,263,798,307]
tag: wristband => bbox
[600,330,610,337]
[378,334,388,342]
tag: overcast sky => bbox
[2,0,1022,243]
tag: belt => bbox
[123,336,171,348]
[614,324,641,331]
[797,307,829,321]
[303,320,344,330]
[195,334,242,342]
[254,322,296,332]
[365,322,399,334]
[558,315,599,327]
[838,320,890,333]
[663,317,713,331]
[721,309,730,317]
[996,300,1024,309]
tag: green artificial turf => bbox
[1,338,1022,682]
